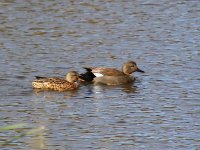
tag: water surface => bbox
[0,0,199,149]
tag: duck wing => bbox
[32,77,77,91]
[92,67,125,76]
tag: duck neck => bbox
[66,75,73,83]
[122,66,131,75]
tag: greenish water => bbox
[0,0,199,149]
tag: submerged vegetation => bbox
[0,123,45,147]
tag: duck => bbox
[32,71,79,91]
[79,61,144,85]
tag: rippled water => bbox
[0,0,199,149]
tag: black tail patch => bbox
[35,76,46,79]
[79,68,95,82]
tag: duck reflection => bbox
[81,82,137,99]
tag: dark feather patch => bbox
[35,76,46,79]
[79,68,96,81]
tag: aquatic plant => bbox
[0,123,45,147]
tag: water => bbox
[0,0,199,149]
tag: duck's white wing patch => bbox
[94,73,104,77]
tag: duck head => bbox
[66,71,79,83]
[122,61,144,75]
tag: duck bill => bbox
[136,68,145,73]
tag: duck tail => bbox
[79,68,95,82]
[35,76,46,79]
[83,67,92,72]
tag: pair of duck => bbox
[32,61,144,91]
